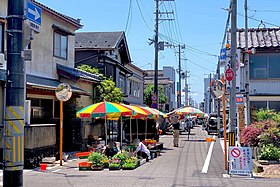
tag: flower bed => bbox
[78,162,92,171]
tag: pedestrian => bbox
[133,139,150,162]
[171,117,180,147]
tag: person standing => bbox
[172,121,180,147]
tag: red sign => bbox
[231,148,241,158]
[225,68,234,82]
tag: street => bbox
[7,126,280,187]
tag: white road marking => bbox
[52,169,61,173]
[201,135,215,173]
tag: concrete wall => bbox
[76,80,93,108]
[0,0,7,18]
[0,124,56,149]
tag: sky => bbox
[38,0,280,105]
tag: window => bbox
[269,101,280,112]
[54,32,68,59]
[128,80,140,97]
[28,98,53,124]
[119,74,126,93]
[0,22,3,53]
[250,101,267,110]
[250,54,280,79]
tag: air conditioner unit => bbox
[0,53,6,69]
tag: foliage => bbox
[95,78,124,103]
[108,163,121,168]
[144,84,167,107]
[254,109,280,125]
[112,151,129,166]
[258,121,280,148]
[122,156,139,169]
[77,64,124,103]
[241,123,263,147]
[259,144,280,160]
[77,64,101,75]
[88,152,104,167]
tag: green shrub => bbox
[259,144,280,160]
[112,151,129,166]
[88,152,104,167]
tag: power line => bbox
[248,8,280,13]
[125,0,132,35]
[184,59,213,72]
[136,0,153,32]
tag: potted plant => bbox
[122,157,139,170]
[112,151,129,166]
[102,155,110,168]
[109,158,121,170]
[88,152,104,171]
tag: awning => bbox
[26,74,90,95]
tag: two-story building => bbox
[0,0,101,168]
[75,31,133,99]
[233,28,280,113]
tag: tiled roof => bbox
[26,74,89,95]
[57,64,101,82]
[75,32,124,49]
[230,28,280,49]
[32,0,83,28]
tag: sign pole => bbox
[55,83,72,166]
[59,101,63,166]
[222,75,228,171]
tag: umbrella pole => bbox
[136,119,138,139]
[145,119,147,140]
[105,117,107,145]
[130,117,132,144]
[120,116,123,150]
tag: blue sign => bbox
[220,48,227,62]
[27,1,42,26]
[151,103,157,109]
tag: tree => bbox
[144,84,167,107]
[77,65,124,103]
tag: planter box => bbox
[91,166,103,171]
[76,152,91,159]
[122,166,137,170]
[78,162,92,171]
[109,166,121,171]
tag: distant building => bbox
[144,66,176,112]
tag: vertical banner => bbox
[238,105,245,137]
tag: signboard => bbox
[236,94,244,105]
[226,49,241,92]
[26,1,42,32]
[151,94,157,101]
[229,147,253,175]
[238,105,245,138]
[225,68,234,82]
[151,102,157,109]
[220,48,227,63]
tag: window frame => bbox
[53,31,68,60]
[0,21,4,53]
[250,53,280,80]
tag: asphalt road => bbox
[3,126,280,187]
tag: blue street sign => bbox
[27,1,42,26]
[151,103,157,109]
[220,48,226,62]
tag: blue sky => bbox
[38,0,280,104]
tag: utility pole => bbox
[244,0,250,126]
[217,58,221,137]
[153,0,174,109]
[4,0,25,186]
[229,0,237,139]
[182,70,189,106]
[178,45,182,108]
[154,0,159,109]
[209,73,212,114]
